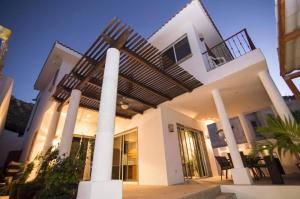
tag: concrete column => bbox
[258,70,294,121]
[77,48,122,199]
[238,113,255,148]
[212,89,253,184]
[42,103,61,154]
[58,89,81,157]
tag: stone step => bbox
[214,193,237,199]
[180,186,236,199]
[181,186,221,199]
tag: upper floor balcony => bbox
[202,29,256,72]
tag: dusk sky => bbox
[0,0,293,103]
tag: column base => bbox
[76,180,122,199]
[231,167,253,185]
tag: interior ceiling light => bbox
[120,98,129,110]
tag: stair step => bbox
[214,193,237,199]
[181,186,221,199]
[180,186,237,199]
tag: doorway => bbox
[177,124,210,179]
[112,129,138,182]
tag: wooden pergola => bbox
[53,18,202,119]
[278,0,300,101]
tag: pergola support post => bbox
[77,48,122,199]
[58,89,81,157]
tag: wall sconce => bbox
[168,124,174,133]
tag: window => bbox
[174,37,191,61]
[162,36,191,68]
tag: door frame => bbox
[176,123,212,179]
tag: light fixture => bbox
[120,99,129,110]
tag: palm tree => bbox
[252,116,300,158]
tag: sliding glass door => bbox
[70,130,138,182]
[177,124,210,179]
[112,129,138,182]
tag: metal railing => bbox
[202,29,256,71]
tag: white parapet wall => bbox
[221,185,300,199]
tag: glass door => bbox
[70,130,138,182]
[112,129,138,182]
[177,125,209,179]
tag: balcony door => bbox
[177,124,210,179]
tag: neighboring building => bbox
[276,0,300,101]
[20,0,297,191]
[0,96,33,169]
[284,95,300,112]
[0,25,13,136]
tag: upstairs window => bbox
[162,36,192,68]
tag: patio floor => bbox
[123,174,300,199]
[123,180,219,199]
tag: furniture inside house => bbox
[215,156,233,180]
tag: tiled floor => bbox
[123,174,300,199]
[123,180,219,199]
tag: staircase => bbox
[180,186,236,199]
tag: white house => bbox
[20,1,297,198]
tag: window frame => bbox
[161,34,193,67]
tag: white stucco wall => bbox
[115,108,169,185]
[22,52,80,162]
[0,75,13,135]
[160,104,220,183]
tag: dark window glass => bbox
[174,37,191,62]
[162,46,176,68]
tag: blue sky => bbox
[0,0,293,102]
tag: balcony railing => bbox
[202,29,256,71]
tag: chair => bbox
[208,56,226,69]
[215,156,233,180]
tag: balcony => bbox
[202,29,256,71]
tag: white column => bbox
[258,70,294,120]
[238,113,255,148]
[58,89,81,157]
[212,89,253,185]
[42,103,61,154]
[77,48,122,199]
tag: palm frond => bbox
[255,115,300,158]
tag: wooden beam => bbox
[284,29,300,42]
[81,94,143,115]
[101,33,191,92]
[57,30,131,111]
[121,47,191,92]
[57,29,171,110]
[284,78,300,102]
[285,70,300,80]
[79,104,132,119]
[278,0,286,76]
[87,80,157,108]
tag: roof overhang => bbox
[34,42,82,91]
